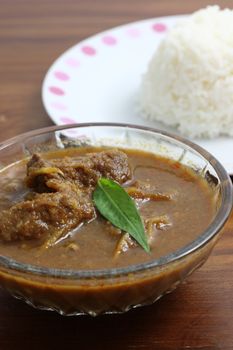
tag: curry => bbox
[0,147,215,269]
[0,146,221,315]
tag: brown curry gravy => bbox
[0,147,216,270]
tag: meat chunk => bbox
[26,154,64,192]
[26,150,131,192]
[0,149,131,243]
[0,184,94,242]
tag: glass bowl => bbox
[0,123,231,316]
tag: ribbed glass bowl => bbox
[0,123,231,316]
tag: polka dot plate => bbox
[42,15,233,174]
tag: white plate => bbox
[42,15,233,174]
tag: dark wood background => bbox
[0,1,233,349]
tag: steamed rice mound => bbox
[140,6,233,138]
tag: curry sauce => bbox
[0,147,216,270]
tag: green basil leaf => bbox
[93,178,150,253]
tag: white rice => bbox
[140,6,233,138]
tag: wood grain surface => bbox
[0,1,233,349]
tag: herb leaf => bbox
[93,178,150,253]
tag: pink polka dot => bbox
[54,71,70,81]
[65,58,80,67]
[152,23,167,33]
[126,28,141,38]
[49,86,65,96]
[60,117,76,124]
[81,45,96,56]
[50,102,67,111]
[102,35,117,45]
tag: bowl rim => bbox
[0,122,232,279]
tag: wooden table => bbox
[0,1,233,349]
